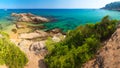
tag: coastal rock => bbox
[48,28,62,34]
[18,40,33,53]
[52,36,61,42]
[29,41,45,51]
[52,33,66,42]
[18,40,32,46]
[29,41,47,56]
[11,29,17,33]
[35,30,49,38]
[19,30,49,40]
[31,16,49,23]
[11,13,20,17]
[11,13,49,23]
[26,13,35,17]
[52,28,62,33]
[19,33,42,39]
[15,23,25,29]
[18,16,32,22]
[28,25,45,29]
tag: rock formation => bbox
[11,13,49,23]
[19,30,49,40]
[50,28,62,34]
[29,41,47,56]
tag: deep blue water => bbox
[1,9,120,32]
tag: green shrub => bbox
[45,16,118,68]
[0,31,28,68]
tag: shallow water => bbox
[0,9,120,32]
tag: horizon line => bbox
[0,8,100,9]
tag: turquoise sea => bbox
[1,9,120,32]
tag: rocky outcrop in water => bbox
[83,24,120,68]
[11,13,49,23]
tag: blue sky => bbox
[0,0,120,9]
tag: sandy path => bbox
[0,65,7,68]
[5,24,44,68]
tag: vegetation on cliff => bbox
[45,16,118,68]
[102,1,120,10]
[0,31,28,68]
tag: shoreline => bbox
[1,13,65,68]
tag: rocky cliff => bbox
[83,25,120,68]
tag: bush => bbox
[0,31,28,68]
[45,16,118,68]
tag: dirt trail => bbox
[0,65,7,68]
[7,25,44,68]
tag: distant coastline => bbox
[101,1,120,11]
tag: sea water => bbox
[0,9,120,32]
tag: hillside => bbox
[102,1,120,10]
[83,23,120,68]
